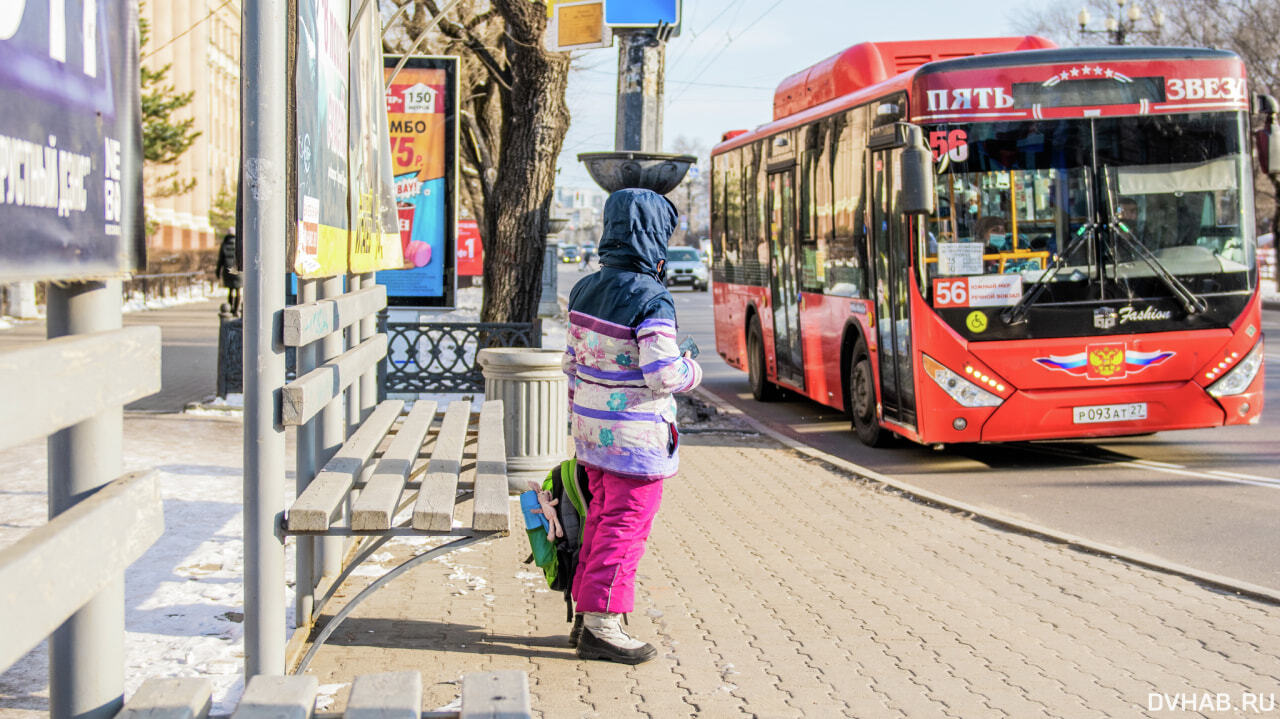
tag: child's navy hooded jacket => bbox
[562,189,703,481]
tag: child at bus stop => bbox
[561,188,703,664]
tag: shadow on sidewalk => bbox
[315,617,574,661]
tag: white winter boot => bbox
[576,612,657,664]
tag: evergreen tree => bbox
[209,184,237,236]
[140,13,201,200]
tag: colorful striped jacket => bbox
[561,189,703,481]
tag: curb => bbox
[691,385,1280,607]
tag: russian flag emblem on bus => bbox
[1035,344,1175,380]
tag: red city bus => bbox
[710,37,1268,446]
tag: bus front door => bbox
[868,149,917,428]
[767,169,805,388]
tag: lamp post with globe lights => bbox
[1078,0,1166,45]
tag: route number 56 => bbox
[929,129,969,163]
[933,278,968,308]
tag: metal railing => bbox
[381,317,543,394]
[122,271,213,303]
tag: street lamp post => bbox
[578,16,696,197]
[1078,0,1166,45]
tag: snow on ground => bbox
[0,416,291,715]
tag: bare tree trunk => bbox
[481,1,570,324]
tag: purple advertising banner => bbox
[0,0,145,282]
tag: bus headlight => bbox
[1207,340,1263,397]
[922,354,1004,408]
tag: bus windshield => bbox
[923,112,1253,334]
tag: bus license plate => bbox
[1072,402,1147,424]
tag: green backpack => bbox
[520,458,593,621]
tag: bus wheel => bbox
[850,339,888,447]
[747,319,779,402]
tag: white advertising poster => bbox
[937,242,984,276]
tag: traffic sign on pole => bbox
[605,0,681,29]
[545,0,613,52]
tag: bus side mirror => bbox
[900,125,936,215]
[1253,93,1280,176]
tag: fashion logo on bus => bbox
[1034,343,1175,381]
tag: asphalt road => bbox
[558,263,1280,592]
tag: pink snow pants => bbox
[572,465,664,614]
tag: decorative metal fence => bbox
[381,318,543,394]
[123,271,212,303]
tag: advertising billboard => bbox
[293,0,402,278]
[295,0,350,277]
[347,0,402,274]
[0,0,145,282]
[378,56,458,308]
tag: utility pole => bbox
[578,12,694,195]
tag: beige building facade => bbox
[140,1,242,252]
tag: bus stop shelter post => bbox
[46,280,124,719]
[294,279,318,628]
[347,273,362,430]
[358,273,377,422]
[242,0,288,678]
[317,274,346,579]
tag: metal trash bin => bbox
[477,348,568,493]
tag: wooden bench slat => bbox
[471,401,510,533]
[0,326,161,452]
[343,671,421,719]
[231,675,318,719]
[281,334,389,426]
[287,401,404,531]
[350,402,438,530]
[116,677,213,719]
[411,401,472,531]
[283,284,387,347]
[0,471,163,673]
[459,670,531,719]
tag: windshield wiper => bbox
[1108,222,1208,315]
[1000,223,1096,325]
[1099,164,1206,315]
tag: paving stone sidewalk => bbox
[302,427,1280,718]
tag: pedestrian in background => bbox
[562,188,703,664]
[215,233,242,316]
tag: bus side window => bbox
[827,106,868,298]
[711,153,726,277]
[725,148,743,283]
[799,122,826,292]
[745,141,770,285]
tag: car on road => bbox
[560,244,581,263]
[665,246,709,291]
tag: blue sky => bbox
[555,0,1055,188]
